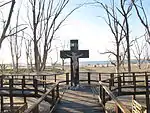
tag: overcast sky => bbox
[0,0,150,64]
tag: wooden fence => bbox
[0,73,69,113]
[24,84,60,113]
[80,72,150,113]
[0,72,149,113]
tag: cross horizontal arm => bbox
[78,50,89,58]
[60,50,72,58]
[60,50,89,59]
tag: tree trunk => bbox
[32,0,40,72]
[26,53,29,72]
[16,56,19,73]
[40,52,48,71]
[34,43,40,72]
[10,38,15,70]
[127,38,131,72]
[116,43,120,73]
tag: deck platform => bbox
[55,85,104,113]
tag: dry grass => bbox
[79,63,150,73]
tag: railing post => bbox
[123,73,125,85]
[22,76,25,87]
[118,75,121,96]
[33,76,35,87]
[0,76,2,87]
[22,76,26,103]
[9,79,13,112]
[66,73,69,85]
[102,87,106,106]
[99,73,101,81]
[1,96,3,112]
[56,84,59,99]
[1,76,3,112]
[51,89,55,107]
[145,72,149,112]
[133,73,136,100]
[43,75,45,88]
[109,79,111,90]
[109,73,114,90]
[110,73,114,86]
[88,72,91,84]
[54,74,56,82]
[11,75,14,81]
[33,79,38,96]
[99,85,102,102]
[44,75,46,92]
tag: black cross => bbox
[60,40,89,86]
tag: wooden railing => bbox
[79,72,150,113]
[99,81,131,113]
[0,73,69,113]
[24,83,60,113]
[14,103,28,113]
[0,72,149,113]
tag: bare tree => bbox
[131,0,150,42]
[27,0,82,72]
[0,0,15,48]
[25,38,33,72]
[145,42,150,69]
[60,41,68,71]
[121,41,128,71]
[131,0,150,69]
[50,46,59,71]
[8,8,24,73]
[119,0,133,72]
[9,31,15,69]
[131,36,146,69]
[9,33,23,72]
[96,0,132,73]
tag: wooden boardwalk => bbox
[55,85,104,113]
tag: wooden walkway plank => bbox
[55,85,104,113]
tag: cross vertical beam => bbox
[60,40,89,86]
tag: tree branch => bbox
[0,0,15,48]
[0,1,11,7]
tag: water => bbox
[80,61,110,66]
[79,59,139,66]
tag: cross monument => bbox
[60,40,89,86]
